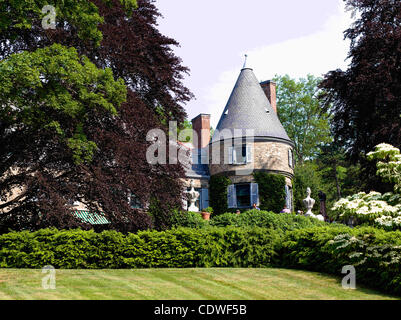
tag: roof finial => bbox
[243,54,248,69]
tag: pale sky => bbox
[156,0,353,128]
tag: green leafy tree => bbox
[0,44,126,164]
[293,162,327,213]
[0,0,192,232]
[273,74,332,164]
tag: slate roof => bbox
[212,68,293,145]
[185,163,210,179]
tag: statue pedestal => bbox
[188,203,199,212]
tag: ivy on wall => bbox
[209,175,232,215]
[253,172,286,213]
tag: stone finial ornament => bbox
[303,187,315,217]
[186,180,200,212]
[303,187,325,221]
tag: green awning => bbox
[73,210,110,225]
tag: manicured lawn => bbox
[0,268,398,300]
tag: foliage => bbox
[0,0,192,232]
[202,207,214,214]
[170,211,209,229]
[210,210,327,231]
[293,162,327,213]
[209,175,232,215]
[0,227,279,269]
[273,74,332,164]
[367,144,401,194]
[316,143,364,201]
[332,144,401,229]
[331,191,401,224]
[278,225,401,295]
[0,0,138,49]
[0,43,126,164]
[253,172,286,213]
[319,0,401,191]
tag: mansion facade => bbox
[182,67,295,212]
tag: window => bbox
[236,184,251,208]
[288,149,294,168]
[129,194,143,209]
[228,183,259,208]
[229,144,252,165]
[285,185,293,211]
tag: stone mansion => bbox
[182,67,295,212]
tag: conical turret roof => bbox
[212,68,293,145]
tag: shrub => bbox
[277,225,401,295]
[253,172,286,213]
[170,211,209,229]
[332,144,401,229]
[331,191,401,225]
[0,227,280,269]
[210,210,327,231]
[209,175,232,215]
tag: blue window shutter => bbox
[246,144,253,163]
[201,188,209,210]
[250,183,259,206]
[227,185,237,208]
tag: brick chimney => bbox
[191,114,211,149]
[260,80,277,113]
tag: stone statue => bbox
[186,180,200,212]
[303,187,315,217]
[303,187,325,221]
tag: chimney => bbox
[260,80,277,113]
[191,114,211,149]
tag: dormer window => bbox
[228,144,253,165]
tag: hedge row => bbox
[0,227,280,269]
[2,220,401,295]
[171,210,328,230]
[209,210,327,231]
[279,225,401,295]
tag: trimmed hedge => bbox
[2,215,401,295]
[0,227,280,269]
[278,225,401,295]
[210,210,327,231]
[170,211,209,229]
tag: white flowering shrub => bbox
[367,143,401,193]
[332,144,401,229]
[331,191,401,224]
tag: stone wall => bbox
[208,140,294,184]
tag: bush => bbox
[209,175,232,215]
[0,227,280,269]
[170,211,209,229]
[277,225,401,295]
[210,210,327,231]
[253,172,286,213]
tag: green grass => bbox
[0,268,398,300]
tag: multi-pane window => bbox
[228,144,253,165]
[228,183,259,208]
